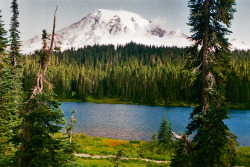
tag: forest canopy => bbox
[23,43,250,107]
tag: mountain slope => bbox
[21,9,192,54]
[21,9,249,54]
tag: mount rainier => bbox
[21,9,248,54]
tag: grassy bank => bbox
[228,103,250,110]
[86,97,135,105]
[58,96,196,107]
[70,133,249,167]
[58,97,249,110]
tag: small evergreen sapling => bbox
[157,112,174,151]
[64,109,78,155]
[66,109,77,144]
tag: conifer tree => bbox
[63,109,78,156]
[9,0,21,66]
[9,0,23,113]
[8,0,23,129]
[157,112,173,150]
[172,0,237,167]
[66,109,77,144]
[0,10,7,53]
[0,9,11,164]
[0,9,20,166]
[15,7,66,167]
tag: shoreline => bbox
[57,97,250,110]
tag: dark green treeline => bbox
[227,49,250,104]
[23,43,250,106]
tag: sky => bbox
[0,0,250,45]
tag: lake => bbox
[60,102,250,146]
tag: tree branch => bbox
[30,6,58,98]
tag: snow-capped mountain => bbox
[21,9,249,54]
[21,9,192,54]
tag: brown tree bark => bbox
[201,0,211,113]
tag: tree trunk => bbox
[30,6,57,98]
[201,0,210,113]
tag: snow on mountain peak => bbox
[21,9,250,54]
[21,9,190,54]
[61,9,152,38]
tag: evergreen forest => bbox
[23,43,250,107]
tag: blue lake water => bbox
[60,102,250,146]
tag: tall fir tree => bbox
[9,0,23,114]
[9,0,23,139]
[10,0,21,67]
[0,9,20,166]
[172,0,237,167]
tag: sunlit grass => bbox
[103,138,129,147]
[72,133,172,161]
[75,157,170,167]
[235,147,250,167]
[86,96,134,105]
[57,133,250,166]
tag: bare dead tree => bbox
[172,132,192,155]
[30,6,58,98]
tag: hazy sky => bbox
[0,0,249,44]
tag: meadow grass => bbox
[86,97,134,105]
[73,134,172,161]
[75,157,170,167]
[71,133,250,167]
[235,147,250,167]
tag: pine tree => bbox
[15,92,66,167]
[63,109,78,156]
[9,0,23,108]
[8,0,23,125]
[171,0,237,166]
[9,0,21,67]
[0,10,7,53]
[157,112,173,150]
[170,138,191,167]
[66,108,77,144]
[0,9,20,166]
[15,7,67,167]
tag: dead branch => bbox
[30,5,58,99]
[172,132,183,140]
[172,132,192,154]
